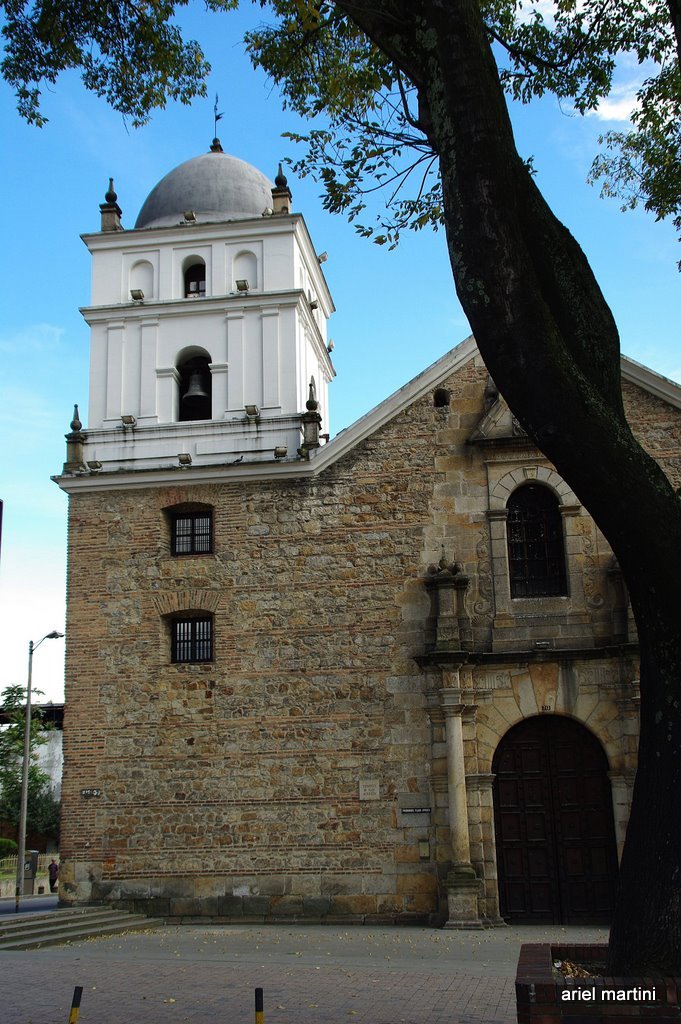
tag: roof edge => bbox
[621,354,681,408]
[309,335,479,472]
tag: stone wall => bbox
[61,371,448,920]
[58,354,681,922]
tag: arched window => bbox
[507,484,567,598]
[184,259,206,298]
[177,350,212,422]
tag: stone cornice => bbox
[416,643,639,670]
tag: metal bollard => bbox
[67,986,83,1024]
[255,987,264,1024]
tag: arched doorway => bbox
[492,715,618,924]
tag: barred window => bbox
[172,617,213,663]
[172,511,212,556]
[507,484,567,598]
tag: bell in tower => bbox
[179,356,212,422]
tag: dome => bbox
[135,147,275,229]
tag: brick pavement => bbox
[0,922,607,1024]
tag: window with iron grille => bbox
[507,484,567,598]
[171,511,212,555]
[172,616,213,663]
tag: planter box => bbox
[516,944,681,1024]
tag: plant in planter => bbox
[517,943,681,1024]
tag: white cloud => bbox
[0,550,66,704]
[0,323,65,355]
[587,82,640,123]
[0,385,61,428]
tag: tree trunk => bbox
[338,0,681,973]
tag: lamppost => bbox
[15,630,64,912]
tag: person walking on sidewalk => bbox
[48,859,59,893]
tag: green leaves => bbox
[588,61,680,247]
[0,685,59,837]
[0,0,239,125]
[245,0,678,248]
[246,4,441,245]
[1,0,677,242]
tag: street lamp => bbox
[15,630,64,912]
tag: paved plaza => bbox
[0,920,607,1024]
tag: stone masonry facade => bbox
[58,350,681,924]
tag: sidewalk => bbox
[0,921,607,1024]
[0,892,59,916]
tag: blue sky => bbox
[0,4,679,702]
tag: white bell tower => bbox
[68,140,335,475]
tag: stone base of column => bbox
[443,865,484,929]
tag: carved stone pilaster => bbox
[425,557,471,652]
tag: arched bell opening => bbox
[183,258,206,299]
[177,351,212,422]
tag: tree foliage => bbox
[0,685,60,839]
[1,0,238,127]
[2,0,676,237]
[243,0,679,244]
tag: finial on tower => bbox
[63,403,87,474]
[275,163,288,189]
[271,161,292,215]
[299,376,322,458]
[306,377,319,411]
[100,177,123,232]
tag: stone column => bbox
[441,684,483,928]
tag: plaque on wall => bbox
[359,778,380,801]
[397,796,432,826]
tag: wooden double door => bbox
[493,715,618,924]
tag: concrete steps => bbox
[0,905,162,950]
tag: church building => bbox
[54,140,681,927]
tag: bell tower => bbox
[70,141,335,475]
